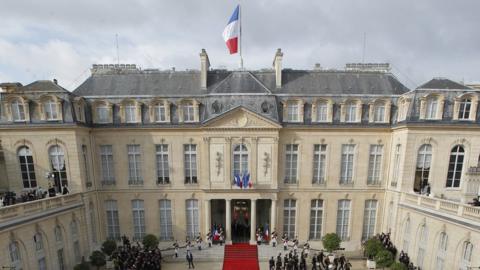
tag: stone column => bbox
[204,199,211,236]
[270,199,277,234]
[226,199,232,244]
[250,199,257,244]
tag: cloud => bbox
[0,0,479,90]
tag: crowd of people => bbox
[111,235,163,270]
[375,232,418,270]
[0,184,70,207]
[269,249,352,270]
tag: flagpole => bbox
[239,4,244,70]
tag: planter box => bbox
[366,259,376,269]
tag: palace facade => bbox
[0,49,479,269]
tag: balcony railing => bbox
[0,193,84,224]
[401,192,480,222]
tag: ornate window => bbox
[314,100,328,122]
[11,98,26,122]
[426,96,438,119]
[132,199,146,240]
[153,102,168,122]
[233,144,248,178]
[186,199,199,238]
[156,144,170,184]
[283,199,296,239]
[459,242,473,270]
[73,97,86,123]
[458,98,472,120]
[454,94,478,121]
[435,232,448,270]
[345,101,357,122]
[369,99,391,123]
[309,199,323,240]
[100,145,115,184]
[362,200,377,240]
[282,99,304,123]
[18,146,37,188]
[184,144,197,184]
[367,145,383,185]
[420,94,444,120]
[397,97,411,122]
[336,199,351,241]
[414,144,432,193]
[9,241,23,270]
[105,200,120,240]
[159,199,173,240]
[446,145,464,188]
[340,144,355,184]
[284,144,298,184]
[124,101,137,123]
[49,145,67,192]
[313,144,327,184]
[44,98,59,120]
[416,224,429,269]
[93,101,112,124]
[127,144,143,185]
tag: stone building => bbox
[0,49,478,269]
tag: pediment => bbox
[203,107,281,129]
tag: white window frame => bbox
[44,99,59,120]
[127,144,143,185]
[105,200,120,240]
[374,103,385,122]
[186,199,199,238]
[283,199,296,239]
[435,232,448,270]
[132,199,146,240]
[309,199,323,240]
[11,99,26,122]
[233,144,249,178]
[417,224,429,269]
[403,219,411,253]
[100,145,115,184]
[159,199,173,241]
[340,144,355,184]
[460,242,473,270]
[446,145,464,188]
[313,144,327,184]
[287,102,299,122]
[415,144,432,193]
[426,97,438,119]
[367,145,383,185]
[125,103,137,123]
[362,200,377,240]
[391,144,401,187]
[284,144,298,184]
[96,105,109,123]
[156,144,170,184]
[183,102,195,122]
[184,144,197,184]
[345,102,357,122]
[336,199,351,241]
[316,101,328,122]
[458,98,471,120]
[154,103,167,122]
[18,146,37,188]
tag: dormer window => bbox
[316,101,327,122]
[374,103,385,122]
[11,99,26,122]
[369,99,391,123]
[397,97,411,122]
[97,105,109,123]
[125,102,137,123]
[282,99,304,123]
[312,98,333,123]
[178,99,199,123]
[345,102,357,122]
[287,101,299,122]
[44,99,59,120]
[453,94,478,121]
[458,98,471,120]
[154,103,167,122]
[425,97,438,119]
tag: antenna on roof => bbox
[362,32,367,63]
[115,34,120,65]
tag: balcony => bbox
[0,193,84,227]
[401,192,480,222]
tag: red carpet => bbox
[222,243,259,270]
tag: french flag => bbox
[222,5,240,54]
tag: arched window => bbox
[435,232,448,270]
[9,241,23,270]
[345,101,357,122]
[233,144,248,177]
[458,98,472,120]
[18,146,37,188]
[425,96,438,119]
[416,224,429,269]
[54,225,63,243]
[446,145,464,188]
[11,98,26,122]
[459,242,473,270]
[414,144,432,193]
[49,145,68,192]
[33,233,44,251]
[402,218,411,253]
[44,98,59,120]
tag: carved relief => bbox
[263,152,270,176]
[215,152,223,176]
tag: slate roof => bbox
[19,80,69,93]
[73,69,409,96]
[417,78,471,90]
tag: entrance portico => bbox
[205,193,277,245]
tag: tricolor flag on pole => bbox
[222,5,240,54]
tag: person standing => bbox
[196,233,202,250]
[62,184,69,195]
[173,240,179,258]
[186,251,195,269]
[311,254,318,270]
[269,256,275,270]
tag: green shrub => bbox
[322,233,341,253]
[101,239,117,257]
[89,250,106,270]
[375,249,394,269]
[390,262,407,270]
[142,234,159,250]
[73,257,90,270]
[364,238,384,259]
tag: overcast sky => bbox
[0,0,479,90]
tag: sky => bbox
[0,0,479,90]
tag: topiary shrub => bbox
[322,233,341,253]
[89,250,106,270]
[74,257,90,270]
[142,234,159,250]
[390,262,408,270]
[101,239,117,257]
[375,249,394,269]
[364,238,384,259]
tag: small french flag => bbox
[222,5,240,54]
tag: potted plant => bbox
[364,238,383,268]
[390,262,407,270]
[142,234,159,250]
[322,233,341,266]
[374,249,394,269]
[101,239,117,269]
[89,250,106,270]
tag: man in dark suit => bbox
[186,251,194,269]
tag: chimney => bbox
[272,48,283,88]
[200,49,210,90]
